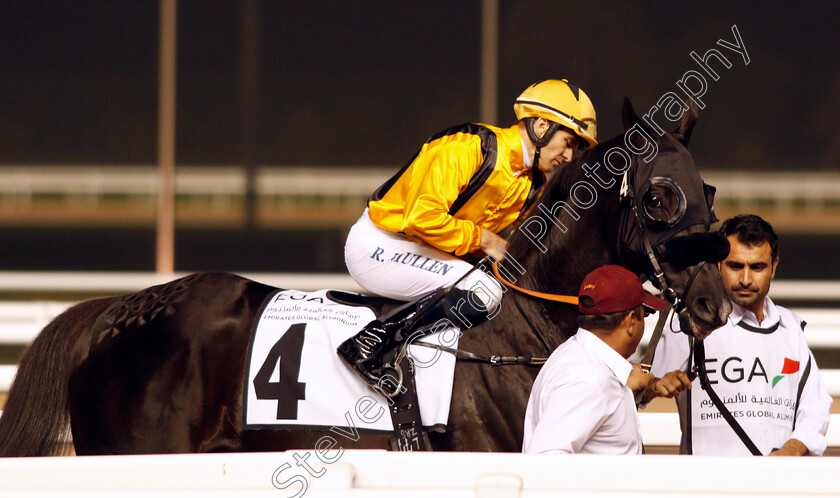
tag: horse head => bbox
[504,98,730,344]
[615,98,731,338]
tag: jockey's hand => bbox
[641,370,692,403]
[627,363,655,393]
[480,228,508,262]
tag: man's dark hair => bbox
[718,214,779,261]
[578,307,641,331]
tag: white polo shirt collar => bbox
[729,296,780,329]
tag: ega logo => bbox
[772,358,800,388]
[704,356,799,387]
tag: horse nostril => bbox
[693,297,716,320]
[692,296,730,329]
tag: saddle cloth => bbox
[243,288,459,433]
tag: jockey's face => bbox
[536,126,577,174]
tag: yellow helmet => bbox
[514,79,597,149]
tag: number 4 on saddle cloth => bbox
[243,288,459,450]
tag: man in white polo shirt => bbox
[522,264,666,454]
[648,214,832,455]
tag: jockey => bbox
[338,79,598,383]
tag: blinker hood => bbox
[619,135,720,274]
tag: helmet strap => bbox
[524,117,561,169]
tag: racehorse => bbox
[0,99,731,456]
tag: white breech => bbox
[344,209,504,312]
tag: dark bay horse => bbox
[0,100,731,456]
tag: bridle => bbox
[620,168,760,453]
[491,261,579,306]
[492,157,707,306]
[621,174,710,379]
[488,153,714,376]
[489,153,762,453]
[618,155,713,315]
[412,143,712,368]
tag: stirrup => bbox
[351,350,405,395]
[370,362,404,398]
[354,358,388,385]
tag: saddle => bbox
[245,288,450,451]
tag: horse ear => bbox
[673,99,698,146]
[703,181,719,224]
[622,97,654,151]
[622,97,636,132]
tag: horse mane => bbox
[506,133,625,264]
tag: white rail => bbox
[640,307,840,350]
[0,271,364,295]
[0,273,838,452]
[0,450,838,497]
[0,165,248,202]
[0,274,838,390]
[0,272,832,300]
[2,166,840,206]
[0,300,836,350]
[638,412,840,448]
[703,171,840,204]
[0,409,834,455]
[0,273,363,394]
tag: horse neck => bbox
[494,141,625,350]
[524,179,620,291]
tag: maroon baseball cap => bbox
[578,265,668,315]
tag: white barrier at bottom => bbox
[0,450,838,497]
[638,412,840,447]
[0,411,837,450]
[12,366,840,404]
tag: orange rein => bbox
[491,260,579,306]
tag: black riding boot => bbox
[337,287,490,383]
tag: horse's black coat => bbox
[0,100,731,456]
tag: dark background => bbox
[2,1,837,168]
[0,1,837,275]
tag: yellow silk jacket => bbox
[367,123,544,256]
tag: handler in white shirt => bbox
[647,214,832,456]
[523,265,666,454]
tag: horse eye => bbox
[639,177,688,227]
[642,190,674,223]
